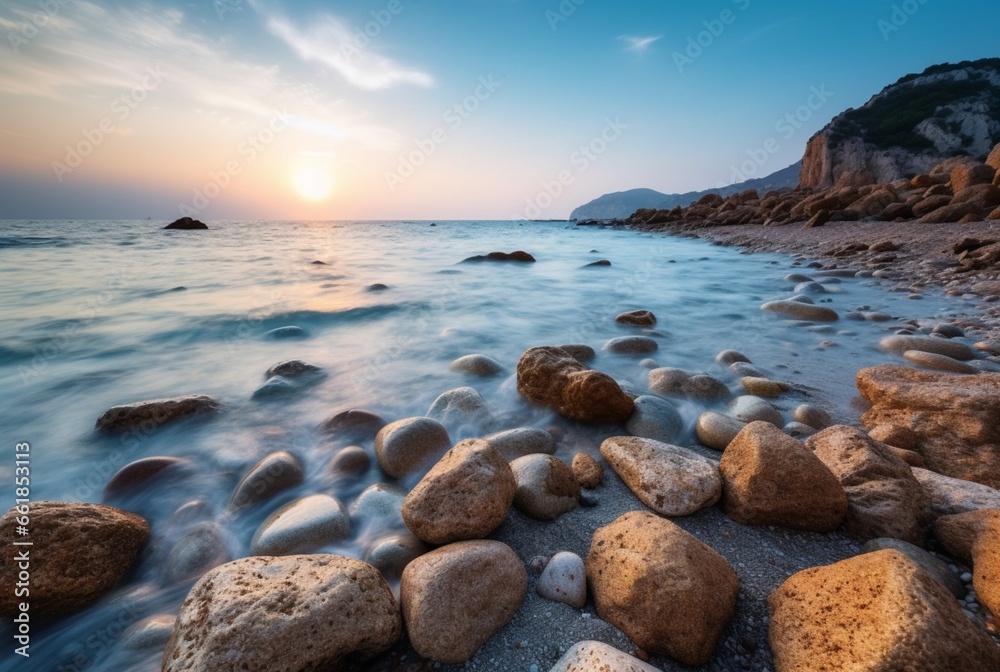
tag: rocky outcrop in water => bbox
[164,217,208,230]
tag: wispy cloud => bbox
[620,35,662,53]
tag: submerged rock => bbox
[615,309,657,327]
[695,411,747,451]
[484,427,556,461]
[164,217,207,230]
[250,494,350,556]
[462,250,536,263]
[95,394,220,432]
[103,456,194,499]
[229,451,304,511]
[556,344,596,363]
[761,300,839,322]
[602,336,658,355]
[349,483,406,528]
[374,417,451,479]
[426,386,492,428]
[263,326,308,340]
[328,446,371,476]
[320,408,386,442]
[449,354,504,377]
[626,395,683,443]
[727,395,783,427]
[264,359,322,380]
[365,532,428,579]
[164,522,231,585]
[879,335,974,360]
[121,614,176,651]
[516,346,634,424]
[648,367,730,402]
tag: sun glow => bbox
[292,167,333,201]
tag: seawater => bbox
[0,220,978,670]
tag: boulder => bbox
[402,439,515,544]
[727,395,783,426]
[805,426,930,544]
[103,456,194,498]
[615,310,657,327]
[426,386,492,428]
[760,300,839,322]
[228,451,303,511]
[861,538,965,598]
[974,518,1000,616]
[250,494,350,556]
[695,411,748,451]
[0,502,149,617]
[320,409,386,442]
[951,162,996,192]
[400,540,526,664]
[510,454,580,520]
[571,452,603,488]
[516,347,634,423]
[602,336,658,355]
[600,436,721,516]
[537,552,586,608]
[913,467,1000,516]
[162,555,401,671]
[484,427,556,460]
[857,365,1000,488]
[374,417,451,479]
[879,335,974,360]
[648,368,730,402]
[586,512,739,666]
[548,641,661,672]
[449,354,504,377]
[917,201,985,224]
[625,395,683,443]
[95,394,220,432]
[164,217,208,230]
[932,508,1000,564]
[720,422,847,532]
[767,550,1000,672]
[462,251,536,263]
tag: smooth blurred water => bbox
[0,219,980,670]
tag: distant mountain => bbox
[570,162,801,221]
[800,58,1000,188]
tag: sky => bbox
[0,0,997,220]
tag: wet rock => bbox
[462,250,536,263]
[695,411,747,451]
[586,512,739,667]
[449,354,504,377]
[164,522,231,585]
[861,538,965,598]
[374,417,451,479]
[402,440,515,544]
[600,436,721,516]
[761,300,839,322]
[912,468,1000,515]
[794,281,828,294]
[715,349,751,366]
[879,335,974,360]
[548,641,661,672]
[229,451,304,511]
[366,283,390,292]
[557,344,596,363]
[537,552,586,608]
[638,357,659,369]
[164,217,207,230]
[264,359,322,380]
[721,422,846,532]
[484,427,556,461]
[648,367,730,402]
[902,349,979,374]
[602,336,658,355]
[349,483,406,528]
[365,532,429,579]
[251,375,299,400]
[250,494,350,556]
[783,421,818,438]
[615,310,657,327]
[626,395,683,443]
[858,365,1000,488]
[328,446,371,476]
[933,509,1000,564]
[740,377,789,397]
[768,550,1000,672]
[727,395,783,426]
[263,326,308,340]
[584,259,612,267]
[516,346,634,424]
[0,502,149,617]
[806,426,930,545]
[162,555,401,671]
[510,454,580,520]
[103,456,194,499]
[121,614,176,651]
[95,394,220,433]
[400,540,526,664]
[320,409,386,442]
[426,386,492,428]
[571,452,603,488]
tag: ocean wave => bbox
[0,235,71,248]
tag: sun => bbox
[292,167,333,201]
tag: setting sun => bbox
[292,167,333,202]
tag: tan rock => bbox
[972,517,1000,615]
[768,550,1000,672]
[740,377,789,397]
[793,404,834,430]
[987,143,1000,172]
[548,641,661,672]
[952,183,1000,208]
[760,300,839,322]
[162,555,401,671]
[951,162,996,192]
[600,436,722,516]
[571,452,603,488]
[510,454,580,520]
[401,540,526,664]
[932,509,1000,564]
[648,368,730,402]
[586,512,739,666]
[914,467,1000,516]
[806,426,930,545]
[695,411,747,451]
[0,502,148,617]
[516,346,634,423]
[917,201,985,224]
[374,417,451,479]
[879,335,974,360]
[402,440,515,545]
[857,365,1000,488]
[911,194,952,218]
[867,423,919,451]
[901,349,979,374]
[720,422,846,532]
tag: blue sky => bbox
[0,0,997,219]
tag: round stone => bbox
[715,350,751,366]
[229,451,304,511]
[571,452,603,488]
[449,354,504,377]
[695,412,748,451]
[537,552,586,608]
[250,494,350,556]
[616,310,657,327]
[510,454,580,521]
[329,446,371,476]
[626,396,684,443]
[484,427,556,461]
[603,336,659,355]
[727,395,783,427]
[365,532,429,579]
[374,417,451,479]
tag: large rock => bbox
[320,409,386,442]
[586,512,739,666]
[548,641,661,672]
[761,300,839,322]
[914,468,1000,515]
[402,439,515,544]
[484,427,556,460]
[95,394,220,432]
[374,417,451,479]
[768,550,1000,672]
[164,217,207,230]
[973,517,1000,616]
[857,365,1000,488]
[0,502,149,617]
[600,437,721,516]
[648,368,730,402]
[806,426,930,544]
[162,555,401,671]
[625,395,683,443]
[516,346,634,423]
[879,335,974,360]
[932,508,1000,564]
[720,422,847,532]
[426,386,492,429]
[400,540,526,664]
[510,454,580,520]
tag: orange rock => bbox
[516,346,633,423]
[933,508,1000,564]
[973,516,1000,616]
[951,162,997,192]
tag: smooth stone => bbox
[374,417,451,479]
[727,395,783,426]
[861,538,966,598]
[449,354,504,377]
[366,283,390,292]
[556,344,596,363]
[228,451,304,511]
[251,375,299,400]
[162,555,401,671]
[103,456,194,499]
[584,259,611,267]
[426,386,492,428]
[164,522,231,585]
[95,394,220,432]
[462,250,536,262]
[902,350,979,374]
[794,404,834,430]
[263,326,308,339]
[626,395,683,443]
[879,335,974,360]
[0,502,149,617]
[510,454,580,521]
[695,411,748,451]
[484,427,556,461]
[783,421,818,438]
[250,494,350,556]
[788,294,816,304]
[517,347,633,423]
[785,273,815,284]
[648,367,730,402]
[121,614,176,651]
[548,641,661,672]
[571,452,603,488]
[761,300,839,321]
[603,336,659,355]
[795,281,828,294]
[320,408,387,441]
[537,552,587,608]
[638,358,659,369]
[730,361,768,378]
[741,377,790,397]
[348,483,406,528]
[715,350,751,366]
[264,359,322,380]
[615,310,657,327]
[328,446,371,476]
[600,436,722,516]
[365,532,429,579]
[912,468,1000,515]
[168,499,213,528]
[932,324,965,338]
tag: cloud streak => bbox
[620,35,662,53]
